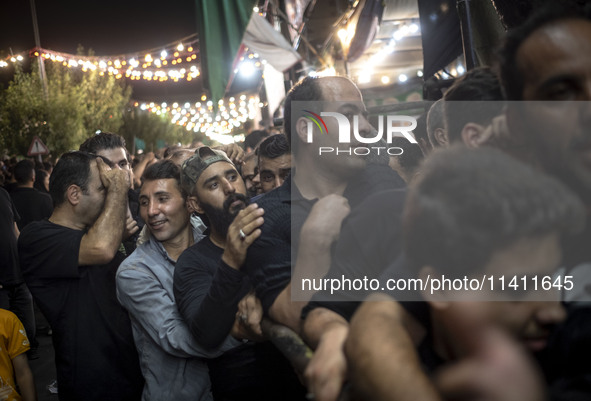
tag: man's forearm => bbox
[81,185,127,263]
[269,284,307,333]
[302,307,348,349]
[346,294,441,401]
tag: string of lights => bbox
[1,36,263,83]
[134,94,264,144]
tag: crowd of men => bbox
[1,2,591,401]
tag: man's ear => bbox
[295,116,311,144]
[66,185,82,206]
[434,128,448,148]
[187,195,204,214]
[419,266,449,310]
[460,123,489,149]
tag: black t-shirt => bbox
[0,188,22,286]
[175,237,251,348]
[9,187,52,230]
[18,220,143,401]
[302,188,407,321]
[174,237,306,401]
[245,165,407,315]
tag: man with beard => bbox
[116,159,237,401]
[174,146,307,400]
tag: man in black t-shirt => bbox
[10,159,52,230]
[174,146,306,400]
[18,151,143,401]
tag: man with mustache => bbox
[174,146,306,400]
[116,159,235,401]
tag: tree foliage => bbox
[119,106,192,153]
[0,61,131,157]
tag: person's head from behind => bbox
[34,169,50,193]
[181,147,248,238]
[388,137,424,183]
[253,134,291,193]
[80,132,130,171]
[241,152,260,198]
[14,159,36,186]
[427,99,447,148]
[43,161,53,175]
[498,5,591,203]
[403,146,585,356]
[139,160,190,246]
[243,120,254,135]
[443,67,505,147]
[50,151,108,227]
[284,76,371,176]
[167,148,197,167]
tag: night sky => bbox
[1,0,197,55]
[0,0,206,101]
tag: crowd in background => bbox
[2,2,591,401]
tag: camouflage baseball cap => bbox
[181,146,233,195]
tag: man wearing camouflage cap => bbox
[173,147,307,399]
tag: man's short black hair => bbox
[50,151,96,207]
[283,77,323,154]
[14,159,35,184]
[498,3,586,100]
[443,67,505,143]
[390,137,424,179]
[79,132,127,154]
[142,159,185,198]
[257,134,290,160]
[403,146,585,276]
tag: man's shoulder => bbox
[0,187,10,201]
[177,237,216,266]
[117,241,165,276]
[255,188,291,222]
[19,220,83,261]
[20,219,69,240]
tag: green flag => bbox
[196,0,258,104]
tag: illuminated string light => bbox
[134,95,260,140]
[1,41,265,85]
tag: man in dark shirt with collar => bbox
[241,76,393,331]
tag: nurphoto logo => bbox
[303,109,417,156]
